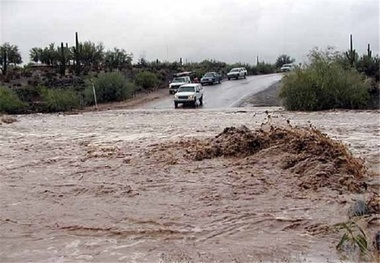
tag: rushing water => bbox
[0,108,379,262]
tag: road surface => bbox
[142,73,283,109]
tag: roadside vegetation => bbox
[280,36,379,111]
[2,32,377,113]
[85,72,136,105]
[0,86,25,114]
[0,32,288,114]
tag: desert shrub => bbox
[13,86,41,103]
[356,55,380,82]
[84,72,135,105]
[39,86,80,112]
[0,86,25,114]
[249,66,259,75]
[256,62,276,74]
[280,50,370,111]
[134,71,158,90]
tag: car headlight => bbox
[188,95,194,99]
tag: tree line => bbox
[1,32,134,76]
[1,32,296,78]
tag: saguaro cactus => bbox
[73,32,81,75]
[60,42,66,75]
[1,49,7,76]
[367,44,372,58]
[345,34,357,67]
[65,43,70,66]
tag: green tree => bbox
[104,48,133,71]
[275,54,295,68]
[38,43,59,66]
[29,47,43,63]
[0,43,23,75]
[80,41,104,70]
[137,57,148,68]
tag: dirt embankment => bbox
[240,81,283,107]
[80,88,170,112]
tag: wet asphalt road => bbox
[142,73,283,109]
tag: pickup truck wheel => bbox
[228,77,230,80]
[244,74,246,79]
[199,96,203,106]
[236,76,239,80]
[174,102,178,108]
[192,100,197,108]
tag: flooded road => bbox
[0,108,379,262]
[143,74,283,109]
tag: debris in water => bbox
[348,200,370,218]
[1,115,17,124]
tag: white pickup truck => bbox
[227,67,247,80]
[169,76,191,94]
[173,83,204,108]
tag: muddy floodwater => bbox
[0,108,379,262]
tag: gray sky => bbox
[1,0,379,65]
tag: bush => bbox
[280,54,370,111]
[13,86,40,103]
[356,55,380,82]
[135,71,158,90]
[256,62,276,74]
[0,86,25,113]
[85,72,135,104]
[40,87,81,112]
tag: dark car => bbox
[200,72,222,85]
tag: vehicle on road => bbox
[227,67,247,80]
[173,83,204,108]
[280,64,295,72]
[169,76,191,94]
[200,72,222,85]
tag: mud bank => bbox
[239,81,283,107]
[0,108,379,262]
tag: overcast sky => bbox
[1,0,379,65]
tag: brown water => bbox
[0,108,379,262]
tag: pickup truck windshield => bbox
[204,73,214,77]
[178,86,195,92]
[230,69,240,72]
[172,78,186,83]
